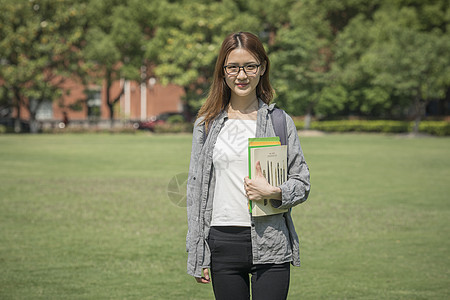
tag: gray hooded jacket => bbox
[186,100,310,277]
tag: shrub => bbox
[153,122,193,134]
[418,121,450,136]
[295,119,450,136]
[293,119,305,130]
[167,115,185,124]
[41,126,137,134]
[0,125,6,134]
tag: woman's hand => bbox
[244,161,282,201]
[195,268,210,284]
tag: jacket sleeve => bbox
[271,113,310,209]
[186,118,204,252]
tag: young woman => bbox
[186,32,310,300]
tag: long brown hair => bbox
[197,32,274,128]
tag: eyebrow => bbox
[226,61,258,65]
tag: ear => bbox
[260,61,267,76]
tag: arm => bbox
[186,118,204,252]
[244,114,310,207]
[271,114,310,209]
[186,118,210,279]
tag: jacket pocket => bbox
[257,215,292,261]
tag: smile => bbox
[236,83,249,88]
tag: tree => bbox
[333,0,450,124]
[240,0,298,45]
[83,0,158,126]
[145,0,260,117]
[0,0,88,133]
[270,0,383,127]
[271,25,330,127]
[361,6,450,133]
[270,0,334,128]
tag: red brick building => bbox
[16,77,184,128]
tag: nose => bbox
[237,68,248,80]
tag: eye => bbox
[246,64,258,71]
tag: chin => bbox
[233,89,252,97]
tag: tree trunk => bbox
[29,113,39,134]
[109,103,114,128]
[105,70,126,129]
[183,86,194,121]
[412,96,426,135]
[304,112,312,130]
[14,105,21,133]
[304,101,316,130]
[13,88,22,133]
[105,70,114,128]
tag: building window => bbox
[86,89,101,120]
[31,99,53,120]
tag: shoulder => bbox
[194,116,205,128]
[284,112,295,128]
[190,117,205,147]
[193,116,206,135]
[285,114,299,138]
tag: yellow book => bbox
[249,141,281,147]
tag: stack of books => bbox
[248,137,288,217]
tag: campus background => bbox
[1,0,449,134]
[0,1,449,299]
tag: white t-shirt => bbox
[211,119,257,227]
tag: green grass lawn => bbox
[0,132,449,299]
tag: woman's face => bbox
[224,48,265,100]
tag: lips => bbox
[236,82,249,88]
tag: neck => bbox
[229,94,258,113]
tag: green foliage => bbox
[315,85,348,116]
[166,115,184,124]
[0,0,88,132]
[146,0,261,113]
[1,0,449,130]
[68,100,84,112]
[309,120,412,133]
[271,0,387,116]
[418,121,450,136]
[361,8,450,101]
[153,122,193,134]
[84,0,155,80]
[333,0,450,118]
[41,126,138,134]
[82,0,161,121]
[270,1,332,115]
[294,119,450,135]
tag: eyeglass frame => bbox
[223,64,261,76]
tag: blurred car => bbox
[135,112,186,131]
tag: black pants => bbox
[208,226,290,300]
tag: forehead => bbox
[225,48,259,64]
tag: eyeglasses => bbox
[223,64,261,76]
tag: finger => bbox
[195,276,210,284]
[203,269,210,281]
[248,194,259,202]
[255,161,263,177]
